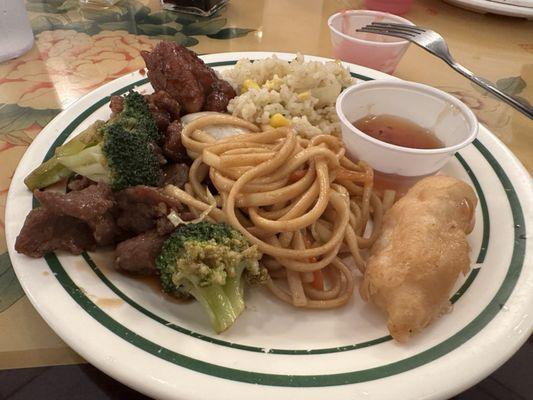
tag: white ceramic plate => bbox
[444,0,533,18]
[5,52,533,400]
[488,0,533,9]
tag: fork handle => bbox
[446,61,533,119]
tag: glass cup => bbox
[160,0,229,16]
[0,0,34,63]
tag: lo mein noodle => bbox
[163,114,394,309]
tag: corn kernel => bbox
[264,74,283,90]
[241,79,260,93]
[297,91,310,101]
[269,113,290,128]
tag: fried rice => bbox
[221,55,353,137]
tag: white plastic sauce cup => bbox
[328,10,413,74]
[336,80,478,179]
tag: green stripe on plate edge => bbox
[84,248,480,352]
[85,69,487,353]
[83,251,392,354]
[38,63,526,386]
[42,68,485,355]
[455,152,490,263]
[205,60,372,82]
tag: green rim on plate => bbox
[34,63,526,387]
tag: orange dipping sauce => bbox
[353,114,444,150]
[372,170,433,197]
[351,114,445,195]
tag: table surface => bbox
[0,0,531,399]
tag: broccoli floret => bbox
[25,92,162,191]
[156,222,266,333]
[115,91,160,143]
[103,123,160,189]
[57,123,161,190]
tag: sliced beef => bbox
[35,183,114,221]
[141,42,236,114]
[34,183,118,245]
[145,90,181,133]
[180,212,197,222]
[67,175,95,192]
[161,163,189,188]
[15,208,96,257]
[114,230,167,275]
[163,120,190,163]
[162,120,183,161]
[204,80,236,112]
[155,217,177,236]
[150,142,167,166]
[115,185,182,234]
[90,214,119,245]
[109,95,124,115]
[115,197,159,234]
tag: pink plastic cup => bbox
[327,10,414,74]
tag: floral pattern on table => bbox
[0,0,530,377]
[26,0,254,45]
[1,0,254,146]
[0,0,530,317]
[0,0,254,314]
[435,74,530,127]
[0,252,23,313]
[1,30,155,108]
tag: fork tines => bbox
[370,22,425,32]
[356,22,425,39]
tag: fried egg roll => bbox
[360,175,477,342]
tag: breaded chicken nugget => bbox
[360,175,477,342]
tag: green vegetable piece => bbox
[118,91,160,143]
[24,120,104,190]
[24,91,162,191]
[156,222,266,333]
[57,122,161,190]
[102,123,161,190]
[24,159,73,191]
[57,143,110,184]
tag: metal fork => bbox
[357,22,533,119]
